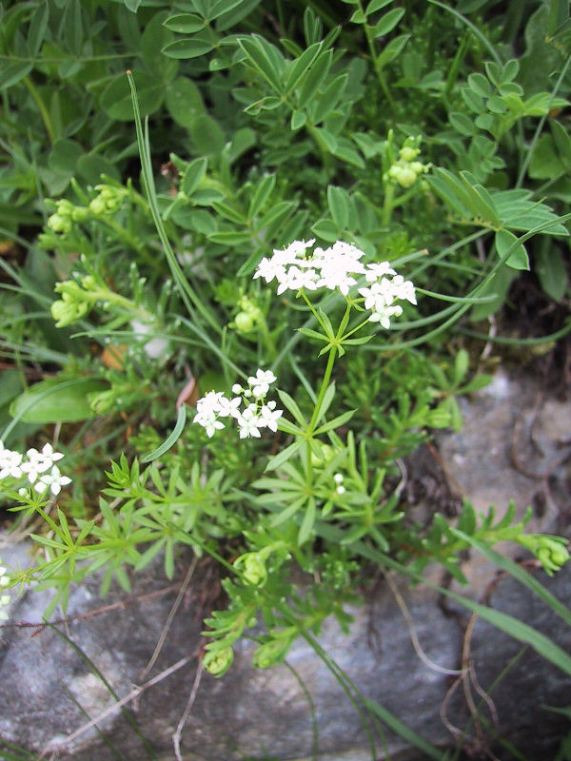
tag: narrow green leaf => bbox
[299,49,333,105]
[277,389,307,426]
[314,409,356,435]
[141,405,187,463]
[372,8,404,37]
[237,35,283,93]
[249,174,276,218]
[285,41,323,93]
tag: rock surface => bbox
[1,369,570,761]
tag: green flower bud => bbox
[400,146,419,162]
[50,297,89,328]
[394,166,417,188]
[518,534,570,576]
[47,213,72,234]
[234,311,255,333]
[89,197,107,216]
[203,647,234,677]
[234,552,267,587]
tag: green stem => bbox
[308,345,337,434]
[381,182,395,226]
[357,1,395,109]
[23,76,55,144]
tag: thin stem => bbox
[23,77,55,144]
[308,345,337,434]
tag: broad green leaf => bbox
[350,9,367,23]
[536,241,568,301]
[529,135,561,180]
[495,229,529,271]
[163,13,206,33]
[372,8,404,37]
[327,185,351,229]
[189,113,225,155]
[376,33,410,68]
[237,35,284,93]
[467,72,492,97]
[48,139,84,176]
[449,112,477,136]
[162,37,214,59]
[366,0,393,13]
[9,378,108,424]
[182,157,208,196]
[166,78,205,128]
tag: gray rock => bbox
[1,369,570,760]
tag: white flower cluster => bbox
[254,239,416,329]
[193,369,283,440]
[0,442,72,497]
[0,563,10,621]
[358,266,416,329]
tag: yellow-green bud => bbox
[47,213,72,234]
[203,647,234,677]
[50,297,89,328]
[519,534,570,576]
[89,197,107,216]
[400,146,419,162]
[394,166,417,188]
[234,311,255,333]
[234,552,267,587]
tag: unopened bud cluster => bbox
[47,185,127,236]
[387,138,431,189]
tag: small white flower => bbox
[365,262,396,282]
[21,443,64,484]
[334,473,344,484]
[0,445,23,480]
[248,369,277,398]
[232,384,243,394]
[253,257,286,285]
[217,396,242,419]
[258,404,283,432]
[336,485,346,495]
[237,408,261,439]
[34,465,72,497]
